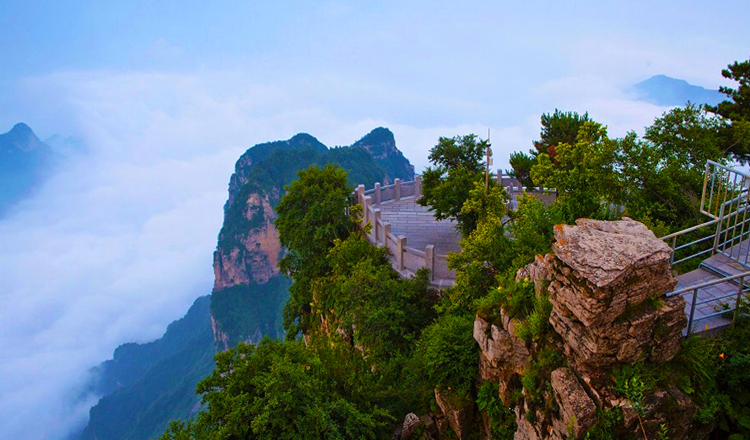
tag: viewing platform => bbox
[352,173,557,289]
[354,178,458,289]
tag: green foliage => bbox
[418,134,492,235]
[82,297,215,440]
[508,150,536,187]
[210,277,290,346]
[531,120,622,223]
[618,104,728,229]
[317,235,437,362]
[520,347,564,407]
[583,408,626,440]
[446,215,513,314]
[473,276,539,330]
[160,339,394,440]
[714,309,750,436]
[514,292,552,345]
[275,163,356,337]
[708,57,750,162]
[533,109,592,158]
[413,314,479,401]
[476,381,516,440]
[507,193,563,268]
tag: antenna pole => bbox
[485,128,491,192]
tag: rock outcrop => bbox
[548,218,685,370]
[474,218,705,440]
[210,128,415,349]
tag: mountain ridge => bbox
[80,127,416,440]
[631,74,724,107]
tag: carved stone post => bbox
[364,196,372,227]
[374,182,381,205]
[394,178,401,201]
[425,244,435,280]
[396,235,407,271]
[373,209,382,242]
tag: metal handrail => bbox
[669,269,750,335]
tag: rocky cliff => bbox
[79,127,415,440]
[473,218,706,440]
[210,127,415,350]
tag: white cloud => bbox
[0,41,729,438]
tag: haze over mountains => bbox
[631,74,724,107]
[77,127,415,440]
[0,123,54,214]
[0,73,729,440]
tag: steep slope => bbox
[79,127,415,440]
[352,126,415,184]
[632,75,724,107]
[211,127,415,349]
[0,122,53,213]
[80,296,214,440]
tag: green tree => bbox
[159,339,393,440]
[707,58,750,162]
[533,109,592,158]
[418,134,496,235]
[316,235,436,363]
[507,151,536,188]
[275,163,355,338]
[531,120,621,222]
[445,181,512,312]
[617,104,727,228]
[411,314,479,402]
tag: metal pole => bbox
[687,288,699,335]
[734,276,745,323]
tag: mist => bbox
[2,1,747,437]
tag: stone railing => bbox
[354,177,455,288]
[495,172,557,210]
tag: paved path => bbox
[378,196,462,255]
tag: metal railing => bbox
[661,161,750,333]
[663,161,750,269]
[669,270,750,335]
[701,160,750,219]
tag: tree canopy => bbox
[418,134,500,235]
[274,163,355,337]
[707,58,750,162]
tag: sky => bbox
[0,1,748,439]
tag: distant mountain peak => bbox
[631,75,724,107]
[1,122,47,152]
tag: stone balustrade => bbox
[354,177,456,288]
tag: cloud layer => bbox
[3,26,735,435]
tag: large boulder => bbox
[545,218,686,369]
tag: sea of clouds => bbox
[0,65,680,439]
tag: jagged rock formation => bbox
[0,122,54,213]
[210,127,415,349]
[78,128,415,440]
[475,218,706,440]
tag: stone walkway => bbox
[378,196,462,255]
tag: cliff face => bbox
[210,127,415,349]
[213,192,281,289]
[473,219,705,440]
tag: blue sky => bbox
[0,1,748,439]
